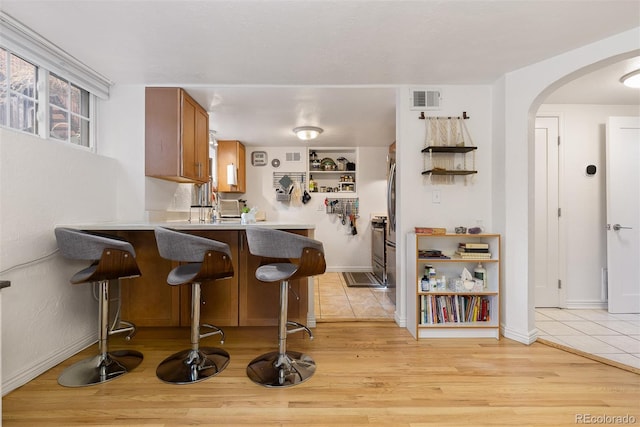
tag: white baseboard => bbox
[395,312,406,328]
[501,323,538,345]
[565,301,608,310]
[2,333,96,396]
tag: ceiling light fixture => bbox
[620,69,640,88]
[293,126,323,140]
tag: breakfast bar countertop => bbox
[58,221,316,231]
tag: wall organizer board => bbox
[419,111,477,185]
[273,172,306,203]
[325,197,360,235]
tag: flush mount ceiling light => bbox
[620,69,640,88]
[293,126,323,140]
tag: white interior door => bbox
[606,116,640,313]
[534,116,561,307]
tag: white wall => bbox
[395,85,494,326]
[99,84,148,221]
[0,128,119,393]
[537,104,640,308]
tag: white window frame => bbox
[47,72,93,149]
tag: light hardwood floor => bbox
[3,322,639,426]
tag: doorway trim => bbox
[533,114,566,309]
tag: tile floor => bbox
[536,307,640,371]
[314,272,395,321]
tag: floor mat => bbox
[342,272,384,288]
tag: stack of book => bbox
[418,249,450,259]
[455,242,491,259]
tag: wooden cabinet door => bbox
[238,230,308,326]
[217,140,246,193]
[145,87,209,183]
[195,105,210,181]
[145,87,181,180]
[117,231,181,327]
[181,94,197,181]
[179,230,240,326]
[236,142,246,192]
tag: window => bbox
[0,47,39,135]
[1,14,108,150]
[49,73,90,147]
[0,46,93,148]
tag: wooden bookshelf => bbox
[407,233,501,339]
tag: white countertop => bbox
[58,220,316,231]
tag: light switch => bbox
[432,190,441,204]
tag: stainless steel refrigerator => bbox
[385,143,396,303]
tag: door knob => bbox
[612,223,632,231]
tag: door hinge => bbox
[558,208,561,217]
[557,136,561,146]
[558,279,562,289]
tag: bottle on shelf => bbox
[428,266,437,291]
[420,265,430,291]
[438,275,447,290]
[309,175,316,192]
[474,262,487,289]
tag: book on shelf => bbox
[457,247,490,253]
[459,242,489,249]
[420,294,491,324]
[455,251,492,259]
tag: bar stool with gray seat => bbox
[154,227,234,384]
[54,227,144,387]
[245,227,326,387]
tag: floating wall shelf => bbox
[421,146,477,154]
[419,113,477,183]
[422,169,477,176]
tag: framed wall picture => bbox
[251,151,268,166]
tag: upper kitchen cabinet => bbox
[217,140,246,193]
[145,87,210,184]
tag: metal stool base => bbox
[58,350,143,387]
[246,350,316,388]
[156,347,230,384]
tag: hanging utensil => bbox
[342,202,347,225]
[351,212,358,235]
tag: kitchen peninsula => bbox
[63,221,316,328]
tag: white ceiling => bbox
[1,1,639,147]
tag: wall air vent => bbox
[410,88,442,111]
[285,152,302,162]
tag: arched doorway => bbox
[528,54,639,369]
[495,27,638,346]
